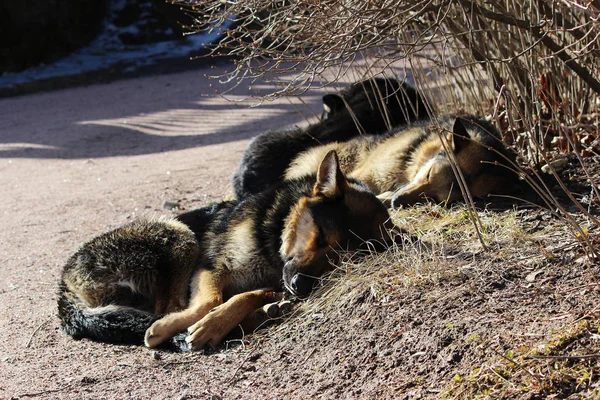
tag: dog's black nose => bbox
[290,274,316,297]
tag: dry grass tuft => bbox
[447,320,600,398]
[297,205,529,314]
[249,202,599,397]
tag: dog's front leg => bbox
[185,288,273,350]
[145,269,224,348]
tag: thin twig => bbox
[525,354,600,360]
[300,348,317,365]
[25,318,52,348]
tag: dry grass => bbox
[173,1,600,396]
[247,202,600,397]
[447,319,600,398]
[298,205,534,311]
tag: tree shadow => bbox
[0,79,325,159]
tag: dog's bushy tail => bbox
[57,283,187,351]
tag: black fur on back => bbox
[176,201,238,242]
[230,77,429,200]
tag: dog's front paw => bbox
[145,319,172,348]
[185,306,231,351]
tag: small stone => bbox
[152,351,162,360]
[541,158,568,174]
[526,269,544,282]
[163,200,179,210]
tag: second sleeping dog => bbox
[231,77,429,200]
[285,116,516,206]
[58,151,397,351]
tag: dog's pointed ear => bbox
[449,118,471,153]
[314,150,346,198]
[322,94,345,119]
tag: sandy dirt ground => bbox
[0,64,333,399]
[3,60,599,399]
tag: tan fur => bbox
[186,289,273,349]
[280,197,315,259]
[145,269,226,348]
[62,277,104,309]
[286,144,339,180]
[223,219,272,295]
[159,215,195,235]
[284,119,504,205]
[355,128,437,193]
[225,220,256,269]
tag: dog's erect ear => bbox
[322,94,345,119]
[314,150,346,198]
[449,118,472,153]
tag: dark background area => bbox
[0,0,194,74]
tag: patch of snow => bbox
[0,0,232,89]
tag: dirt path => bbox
[4,61,598,399]
[0,65,328,399]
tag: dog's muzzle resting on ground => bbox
[58,150,399,351]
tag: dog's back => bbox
[230,77,429,200]
[285,116,516,205]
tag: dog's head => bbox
[280,150,396,297]
[390,118,508,206]
[321,77,428,125]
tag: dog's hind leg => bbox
[144,269,224,348]
[185,288,275,350]
[154,257,199,316]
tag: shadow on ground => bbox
[0,81,324,159]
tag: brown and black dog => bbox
[284,116,516,207]
[230,77,429,200]
[58,151,398,351]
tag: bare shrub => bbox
[180,1,598,146]
[174,2,600,395]
[179,0,600,250]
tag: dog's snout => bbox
[290,274,316,297]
